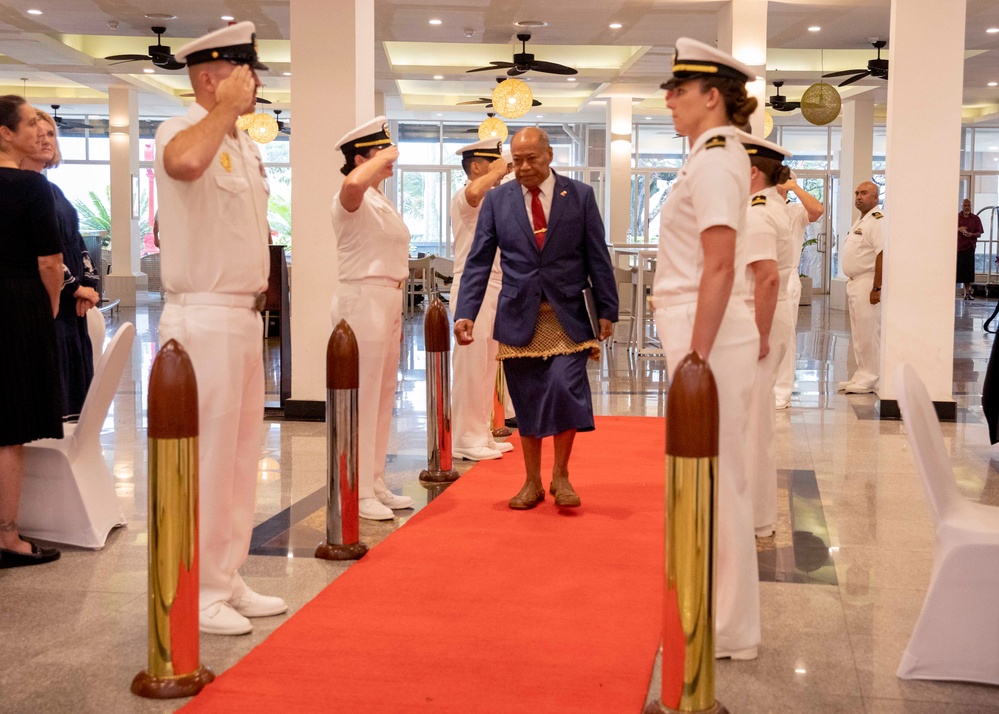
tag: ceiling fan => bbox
[766,81,800,112]
[456,77,543,108]
[273,109,291,136]
[822,40,888,87]
[466,33,577,77]
[104,26,184,70]
[50,105,92,130]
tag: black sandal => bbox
[0,540,60,569]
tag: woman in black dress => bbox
[23,109,100,420]
[0,95,63,568]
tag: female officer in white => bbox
[331,117,414,521]
[737,133,794,539]
[652,38,761,660]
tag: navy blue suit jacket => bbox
[455,172,618,346]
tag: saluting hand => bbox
[217,65,258,118]
[375,145,400,167]
[454,319,474,346]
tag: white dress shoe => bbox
[376,490,414,510]
[755,525,775,538]
[716,646,758,661]
[488,440,514,453]
[453,445,502,461]
[229,589,288,618]
[837,380,855,392]
[200,601,253,636]
[844,384,875,394]
[359,497,395,521]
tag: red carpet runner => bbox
[182,416,665,713]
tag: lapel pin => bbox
[559,190,567,197]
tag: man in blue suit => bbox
[454,127,618,510]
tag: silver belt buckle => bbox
[254,293,266,311]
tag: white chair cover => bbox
[18,322,135,549]
[86,307,106,357]
[895,362,999,684]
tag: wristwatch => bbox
[873,287,881,291]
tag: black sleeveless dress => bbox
[0,167,64,446]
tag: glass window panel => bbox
[397,123,441,164]
[46,163,112,241]
[57,125,87,161]
[88,118,110,161]
[781,126,829,170]
[137,167,157,255]
[629,174,645,242]
[267,166,292,250]
[973,128,999,172]
[872,126,886,172]
[829,127,841,170]
[974,175,999,280]
[442,124,484,166]
[400,170,445,255]
[259,136,290,164]
[587,125,606,169]
[636,125,684,168]
[646,171,677,243]
[961,126,973,171]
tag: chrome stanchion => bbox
[421,295,459,483]
[132,340,214,699]
[647,352,728,714]
[315,320,368,561]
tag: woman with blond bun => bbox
[22,109,100,420]
[651,38,761,660]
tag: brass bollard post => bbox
[132,340,214,699]
[648,351,728,714]
[491,366,513,438]
[421,295,459,483]
[315,320,368,561]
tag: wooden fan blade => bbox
[838,71,870,87]
[822,69,866,78]
[531,99,542,107]
[507,67,527,76]
[527,61,578,75]
[456,99,491,105]
[255,97,272,104]
[105,54,151,61]
[467,62,515,73]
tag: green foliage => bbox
[268,193,291,248]
[73,187,150,247]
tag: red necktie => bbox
[529,186,547,250]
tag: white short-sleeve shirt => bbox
[155,103,270,295]
[450,185,501,281]
[842,208,885,278]
[653,125,750,307]
[743,186,793,302]
[330,187,410,283]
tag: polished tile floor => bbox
[2,294,999,713]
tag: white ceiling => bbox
[0,0,997,126]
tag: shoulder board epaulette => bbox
[872,211,884,219]
[751,195,767,207]
[704,135,726,150]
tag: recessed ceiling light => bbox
[514,20,548,28]
[988,28,999,33]
[26,8,42,14]
[436,113,443,116]
[221,15,235,21]
[433,75,444,80]
[567,77,576,82]
[536,115,543,118]
[143,68,155,74]
[283,72,291,77]
[609,23,622,29]
[146,13,176,20]
[645,116,652,120]
[808,26,821,32]
[990,146,999,150]
[429,19,442,25]
[990,82,998,87]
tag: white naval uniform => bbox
[743,187,793,536]
[842,208,885,391]
[450,185,503,451]
[775,201,810,404]
[651,125,761,656]
[330,187,410,500]
[155,103,271,610]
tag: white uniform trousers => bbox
[450,275,501,450]
[656,299,762,655]
[846,272,881,390]
[774,277,801,403]
[330,283,402,499]
[157,303,265,610]
[746,300,792,535]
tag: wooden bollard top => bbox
[666,351,719,459]
[327,319,359,390]
[424,295,451,352]
[148,339,199,439]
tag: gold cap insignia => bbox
[220,152,232,173]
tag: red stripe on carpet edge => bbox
[181,415,666,713]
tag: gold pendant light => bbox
[492,78,533,119]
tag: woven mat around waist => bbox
[497,302,600,361]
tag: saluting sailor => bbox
[651,37,762,660]
[840,182,885,394]
[156,21,287,635]
[737,132,794,540]
[330,117,415,521]
[449,140,512,462]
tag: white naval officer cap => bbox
[455,139,504,160]
[334,116,392,154]
[174,21,269,71]
[502,149,512,163]
[661,37,755,91]
[735,129,793,162]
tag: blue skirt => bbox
[502,350,594,438]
